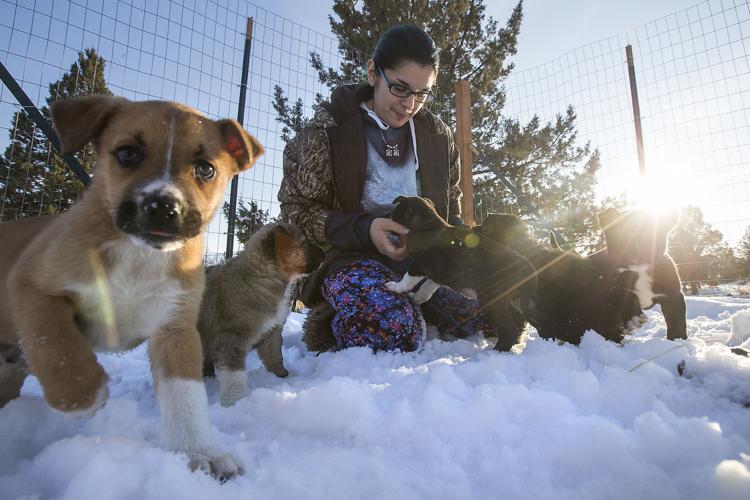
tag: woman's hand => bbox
[370,217,409,261]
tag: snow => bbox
[729,309,750,350]
[1,296,750,500]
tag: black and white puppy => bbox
[588,208,686,341]
[478,213,643,346]
[385,196,450,304]
[387,197,537,351]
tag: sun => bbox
[624,162,695,215]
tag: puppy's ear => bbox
[661,209,680,230]
[393,196,407,205]
[271,225,306,278]
[262,224,293,259]
[51,95,127,154]
[597,207,622,230]
[216,119,264,172]
[260,223,282,259]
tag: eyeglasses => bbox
[377,64,434,103]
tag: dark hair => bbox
[372,24,439,72]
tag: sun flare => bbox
[625,163,695,215]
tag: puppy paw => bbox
[385,280,408,294]
[189,448,244,482]
[217,369,247,407]
[64,383,109,419]
[46,365,109,418]
[625,313,647,331]
[270,366,289,378]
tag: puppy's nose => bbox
[142,194,182,222]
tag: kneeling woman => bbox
[278,24,495,351]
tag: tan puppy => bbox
[198,222,323,407]
[0,96,263,480]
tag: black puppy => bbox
[386,196,466,304]
[478,213,643,346]
[389,197,537,351]
[589,208,686,340]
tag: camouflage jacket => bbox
[278,84,462,302]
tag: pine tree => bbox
[710,245,738,284]
[273,0,602,246]
[668,206,734,293]
[272,86,323,143]
[1,48,111,220]
[737,226,750,279]
[223,200,272,245]
[474,107,602,250]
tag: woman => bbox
[279,24,495,352]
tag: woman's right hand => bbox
[370,218,409,261]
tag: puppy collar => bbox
[410,277,429,294]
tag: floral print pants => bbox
[322,259,497,352]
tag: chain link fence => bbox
[0,0,351,263]
[496,0,749,250]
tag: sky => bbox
[252,0,698,70]
[495,0,702,70]
[2,289,750,498]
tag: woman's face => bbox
[367,59,437,128]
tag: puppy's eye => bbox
[194,160,216,180]
[114,146,144,168]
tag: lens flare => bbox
[87,248,119,348]
[464,233,480,248]
[625,164,694,215]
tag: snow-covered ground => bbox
[1,296,750,500]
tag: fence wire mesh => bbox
[0,0,353,263]
[1,0,748,282]
[497,0,750,252]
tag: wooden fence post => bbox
[454,79,474,226]
[625,44,646,178]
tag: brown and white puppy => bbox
[0,96,263,480]
[478,214,643,346]
[198,222,323,407]
[589,207,686,341]
[388,197,537,351]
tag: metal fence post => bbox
[625,44,646,178]
[225,17,254,260]
[0,62,90,186]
